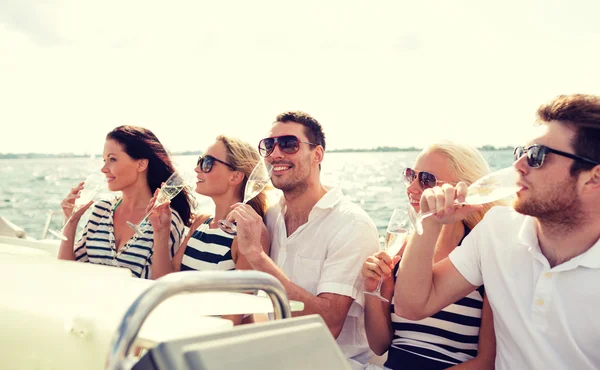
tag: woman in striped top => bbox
[152,135,270,323]
[57,126,194,279]
[362,141,503,369]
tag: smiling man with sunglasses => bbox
[226,111,380,368]
[394,94,600,369]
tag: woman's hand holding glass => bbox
[126,172,186,236]
[364,208,411,302]
[218,159,273,235]
[225,203,265,261]
[362,251,401,294]
[63,183,93,218]
[49,171,105,241]
[146,188,173,235]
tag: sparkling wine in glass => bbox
[218,159,273,235]
[49,171,106,241]
[365,208,411,302]
[408,166,520,235]
[126,172,186,236]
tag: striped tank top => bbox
[385,225,484,369]
[180,217,235,271]
[73,198,184,279]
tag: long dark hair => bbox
[106,125,193,226]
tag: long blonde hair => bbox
[418,140,506,230]
[217,135,269,218]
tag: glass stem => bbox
[420,200,466,220]
[420,210,436,222]
[374,276,383,293]
[138,204,158,228]
[59,215,73,233]
[60,205,82,232]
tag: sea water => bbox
[0,150,514,240]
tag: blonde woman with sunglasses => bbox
[362,141,503,369]
[149,135,270,325]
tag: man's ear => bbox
[230,170,245,186]
[137,158,149,172]
[313,146,325,165]
[584,165,600,189]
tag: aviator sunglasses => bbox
[258,135,318,157]
[513,144,600,169]
[402,167,448,189]
[197,155,236,173]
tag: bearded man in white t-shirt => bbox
[394,94,600,369]
[228,111,380,368]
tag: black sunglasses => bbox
[513,144,600,169]
[196,155,236,173]
[258,135,318,157]
[402,167,449,189]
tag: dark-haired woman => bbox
[57,125,194,279]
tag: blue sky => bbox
[1,0,599,154]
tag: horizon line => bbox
[0,145,515,159]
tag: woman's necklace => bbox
[113,198,123,211]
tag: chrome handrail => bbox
[105,270,292,370]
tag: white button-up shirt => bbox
[449,206,600,370]
[265,187,380,365]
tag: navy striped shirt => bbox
[180,217,235,271]
[73,198,184,279]
[386,225,484,369]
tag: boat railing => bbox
[104,270,291,370]
[41,210,62,239]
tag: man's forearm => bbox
[246,250,319,306]
[394,219,442,319]
[245,251,347,338]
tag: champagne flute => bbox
[49,171,106,241]
[408,166,520,235]
[126,172,186,236]
[365,208,411,302]
[218,159,273,235]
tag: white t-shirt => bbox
[266,187,380,365]
[449,206,600,370]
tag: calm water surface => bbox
[0,151,514,240]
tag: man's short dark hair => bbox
[536,94,600,175]
[275,111,326,150]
